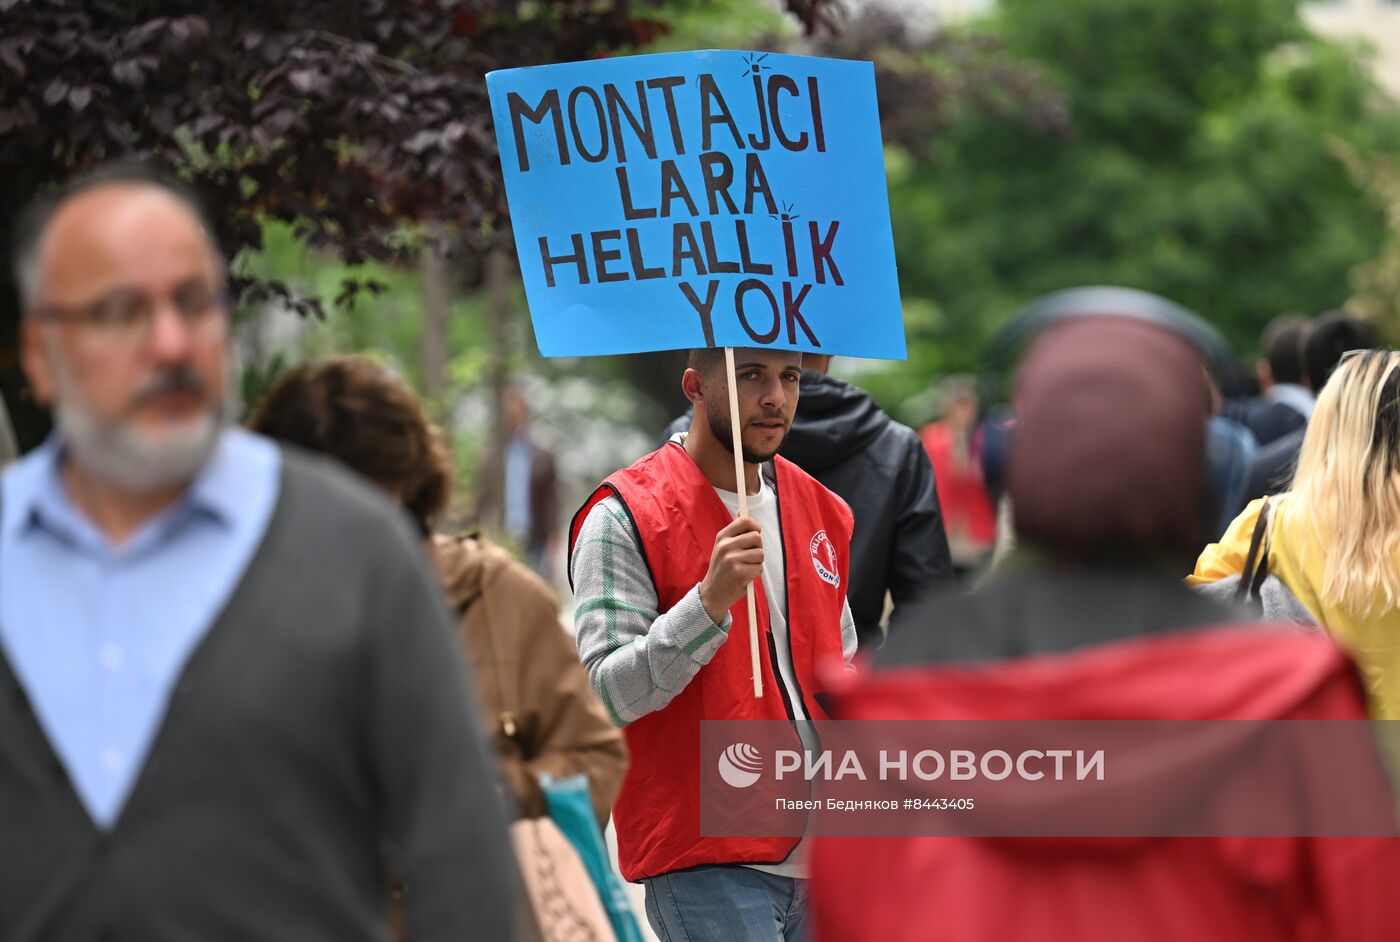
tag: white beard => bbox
[49,351,231,494]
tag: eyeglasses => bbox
[1338,348,1372,365]
[33,280,228,348]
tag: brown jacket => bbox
[432,533,626,826]
[476,439,559,549]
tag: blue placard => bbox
[487,50,906,360]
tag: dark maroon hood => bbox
[1008,316,1211,560]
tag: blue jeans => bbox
[642,866,809,941]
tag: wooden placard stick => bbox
[724,346,764,699]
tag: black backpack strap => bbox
[1234,498,1272,608]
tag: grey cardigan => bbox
[0,447,515,941]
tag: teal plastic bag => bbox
[539,773,644,942]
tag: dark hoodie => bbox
[662,370,953,649]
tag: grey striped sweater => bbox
[570,491,856,728]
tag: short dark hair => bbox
[1260,314,1309,386]
[1305,311,1380,392]
[12,159,221,310]
[687,347,726,376]
[248,356,452,533]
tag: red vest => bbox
[568,442,852,881]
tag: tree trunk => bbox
[419,234,451,420]
[484,248,513,533]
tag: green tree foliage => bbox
[853,0,1400,421]
[1337,141,1400,339]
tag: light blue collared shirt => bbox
[0,427,281,828]
[505,434,533,538]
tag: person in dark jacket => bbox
[1,163,515,941]
[810,314,1400,942]
[1239,312,1378,504]
[476,385,560,579]
[662,354,953,650]
[1220,314,1312,447]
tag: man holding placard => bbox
[662,353,955,649]
[487,47,908,938]
[569,345,855,939]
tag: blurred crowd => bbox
[7,161,1400,942]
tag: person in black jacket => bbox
[1219,314,1312,448]
[662,354,953,651]
[1239,312,1378,506]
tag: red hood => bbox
[837,625,1355,722]
[826,626,1388,854]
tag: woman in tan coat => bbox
[433,531,626,823]
[248,356,626,825]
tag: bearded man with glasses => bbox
[0,163,515,941]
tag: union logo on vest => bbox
[718,743,764,788]
[809,530,840,587]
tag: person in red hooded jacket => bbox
[810,313,1400,942]
[919,374,997,576]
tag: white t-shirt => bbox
[713,474,810,726]
[713,472,814,879]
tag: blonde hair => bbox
[1279,349,1400,617]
